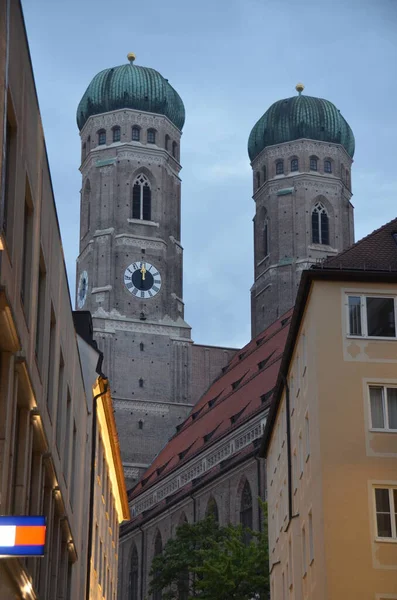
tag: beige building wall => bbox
[0,1,91,598]
[267,279,397,599]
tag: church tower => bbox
[75,54,193,487]
[248,84,355,337]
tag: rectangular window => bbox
[56,352,65,452]
[64,389,72,485]
[71,421,77,508]
[302,526,307,576]
[375,487,397,539]
[305,414,310,459]
[308,511,314,563]
[46,307,56,420]
[369,385,397,430]
[21,181,34,309]
[3,113,17,240]
[35,251,46,367]
[348,295,396,338]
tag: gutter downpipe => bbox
[85,379,108,600]
[282,374,293,526]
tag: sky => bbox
[22,0,397,349]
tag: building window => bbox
[172,141,178,158]
[113,127,121,142]
[324,159,332,173]
[276,160,284,175]
[374,487,397,539]
[21,182,34,309]
[147,128,156,144]
[311,202,329,245]
[138,420,143,430]
[165,134,170,151]
[291,158,298,172]
[347,295,396,338]
[256,172,261,189]
[128,544,139,600]
[310,157,318,171]
[263,165,267,182]
[139,378,144,388]
[132,173,151,221]
[240,480,253,533]
[205,496,219,522]
[3,114,17,238]
[132,126,140,141]
[140,342,144,351]
[263,219,269,257]
[98,130,106,145]
[369,385,397,430]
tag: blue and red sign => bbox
[0,516,46,556]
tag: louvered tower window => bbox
[132,174,151,221]
[312,202,329,245]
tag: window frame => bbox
[290,158,299,172]
[132,126,141,142]
[324,159,332,173]
[346,294,397,340]
[309,156,318,171]
[374,486,397,541]
[311,201,329,245]
[368,385,397,431]
[112,127,121,143]
[98,130,106,145]
[276,160,284,175]
[147,128,156,144]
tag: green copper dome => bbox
[77,54,185,131]
[248,87,355,161]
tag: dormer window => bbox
[310,157,318,171]
[324,159,332,173]
[132,126,140,141]
[147,129,156,144]
[276,160,284,175]
[291,158,298,172]
[113,126,121,142]
[98,130,106,145]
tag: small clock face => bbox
[124,262,162,299]
[77,270,88,309]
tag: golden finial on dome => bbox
[295,82,304,95]
[127,52,136,64]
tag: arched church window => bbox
[165,134,170,151]
[263,219,269,257]
[240,479,253,533]
[291,158,298,172]
[98,129,106,145]
[147,128,156,144]
[263,165,267,182]
[113,126,121,143]
[132,126,140,141]
[276,160,284,175]
[205,496,219,522]
[128,544,139,600]
[310,156,318,171]
[256,171,261,189]
[311,202,329,245]
[152,532,163,600]
[132,173,151,221]
[82,143,86,162]
[172,141,178,159]
[83,179,91,235]
[324,159,332,173]
[140,342,144,351]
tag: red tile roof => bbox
[128,309,292,501]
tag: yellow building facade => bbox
[261,219,397,599]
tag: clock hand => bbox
[140,263,147,281]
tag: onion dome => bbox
[248,84,355,161]
[77,53,185,131]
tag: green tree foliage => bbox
[149,502,269,600]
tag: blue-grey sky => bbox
[22,0,397,348]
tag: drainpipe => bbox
[85,379,108,600]
[282,374,293,525]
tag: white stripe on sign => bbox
[0,526,16,547]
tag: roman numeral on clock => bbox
[126,282,133,289]
[132,263,138,270]
[152,285,159,292]
[154,279,161,285]
[132,288,139,296]
[140,291,145,298]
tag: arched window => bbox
[240,480,253,531]
[172,141,178,159]
[345,169,350,189]
[98,129,106,145]
[165,134,170,151]
[291,158,298,172]
[132,126,140,141]
[87,135,91,151]
[113,126,121,142]
[82,143,86,162]
[324,159,332,173]
[128,544,139,600]
[263,165,267,182]
[132,173,151,221]
[82,179,91,236]
[147,128,156,144]
[140,342,144,351]
[152,532,163,600]
[276,160,284,175]
[263,219,269,257]
[310,156,318,171]
[256,172,261,189]
[312,202,329,245]
[205,496,219,522]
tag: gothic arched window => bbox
[128,544,139,600]
[98,129,106,145]
[256,171,261,189]
[324,159,332,173]
[291,158,298,172]
[312,202,329,245]
[152,532,163,600]
[147,128,156,144]
[172,141,178,159]
[240,480,253,531]
[205,496,219,522]
[263,165,267,182]
[87,135,91,151]
[82,143,86,162]
[132,126,140,141]
[310,156,318,171]
[276,160,284,175]
[83,179,91,235]
[263,219,269,257]
[132,173,151,221]
[113,126,121,142]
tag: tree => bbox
[149,502,269,600]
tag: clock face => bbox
[124,262,162,299]
[77,270,88,309]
